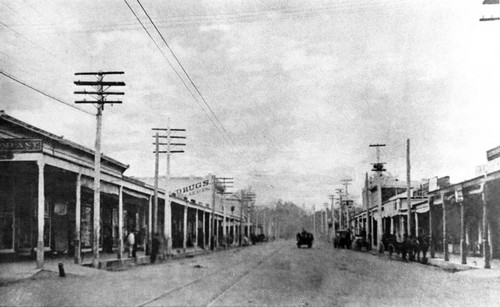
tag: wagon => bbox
[296,231,314,248]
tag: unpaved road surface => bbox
[1,239,499,306]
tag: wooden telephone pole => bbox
[341,179,352,230]
[152,124,186,256]
[74,71,125,268]
[240,191,255,246]
[215,177,233,247]
[370,143,386,252]
[406,139,412,237]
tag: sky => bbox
[1,0,500,210]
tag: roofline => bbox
[0,111,129,171]
[427,170,500,196]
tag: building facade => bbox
[0,111,243,268]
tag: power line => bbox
[0,69,93,115]
[0,20,61,61]
[135,0,237,148]
[123,0,233,147]
[49,0,433,35]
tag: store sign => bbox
[174,179,211,197]
[455,189,464,203]
[0,152,14,160]
[428,177,438,192]
[487,145,500,161]
[0,138,42,153]
[475,158,500,176]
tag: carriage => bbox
[333,230,352,249]
[296,231,314,248]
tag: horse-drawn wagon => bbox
[381,233,429,262]
[296,230,314,248]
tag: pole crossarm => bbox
[154,150,185,153]
[74,81,126,86]
[480,17,500,21]
[74,91,125,95]
[154,136,187,139]
[75,71,124,75]
[75,100,122,104]
[152,128,186,131]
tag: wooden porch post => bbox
[460,200,467,265]
[429,196,435,258]
[117,186,123,259]
[482,181,491,269]
[216,218,220,248]
[183,205,187,255]
[442,192,449,262]
[414,212,419,237]
[36,160,45,269]
[208,210,212,249]
[195,209,198,251]
[147,195,152,255]
[74,173,81,264]
[202,210,206,249]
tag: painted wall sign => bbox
[428,177,438,192]
[174,179,211,197]
[0,138,43,152]
[487,145,500,161]
[475,158,500,176]
[0,152,14,159]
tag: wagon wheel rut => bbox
[137,244,286,307]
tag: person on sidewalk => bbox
[127,230,135,258]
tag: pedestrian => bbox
[127,230,135,258]
[151,233,160,264]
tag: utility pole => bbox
[323,203,328,235]
[406,139,412,237]
[240,190,255,245]
[365,172,371,249]
[329,195,335,241]
[336,189,343,230]
[312,205,316,236]
[74,71,125,268]
[153,133,159,239]
[341,179,352,230]
[370,143,386,252]
[152,124,186,257]
[216,177,234,246]
[211,175,217,250]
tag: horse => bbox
[415,234,430,263]
[382,234,413,262]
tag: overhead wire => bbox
[70,0,434,35]
[0,20,61,61]
[0,70,94,116]
[134,0,238,149]
[123,0,232,147]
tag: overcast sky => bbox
[1,0,500,209]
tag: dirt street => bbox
[1,240,500,306]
